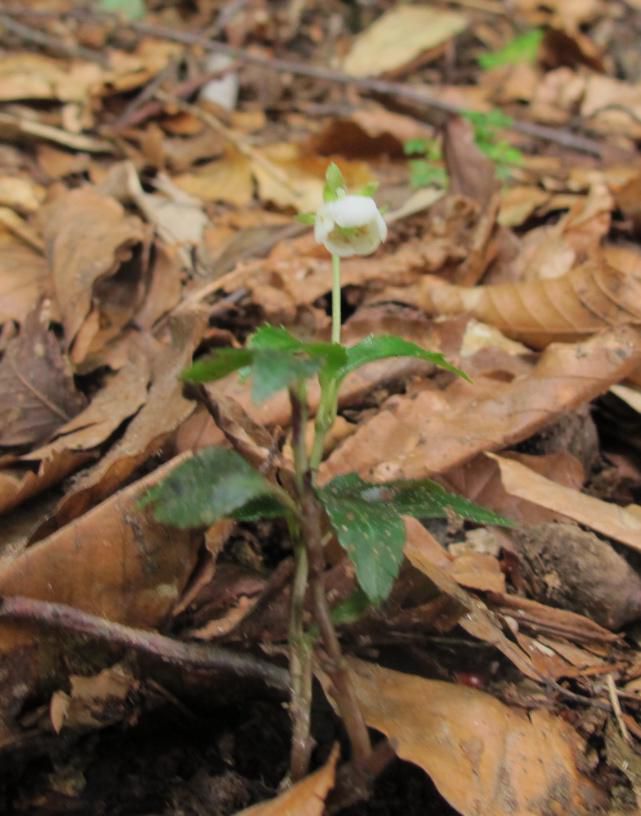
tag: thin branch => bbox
[0,595,289,694]
[0,13,108,65]
[2,6,610,157]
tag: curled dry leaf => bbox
[40,187,146,366]
[0,347,151,517]
[378,257,641,348]
[347,658,606,816]
[50,663,136,734]
[50,308,208,528]
[489,453,641,552]
[321,326,641,483]
[0,307,86,448]
[235,745,338,815]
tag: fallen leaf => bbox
[321,327,641,482]
[173,147,254,206]
[342,6,468,78]
[236,745,338,815]
[380,257,641,347]
[40,187,147,365]
[0,233,48,325]
[0,53,102,103]
[50,663,136,733]
[0,307,86,448]
[490,453,641,551]
[50,308,208,527]
[347,658,606,816]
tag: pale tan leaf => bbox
[235,745,338,815]
[342,6,468,78]
[0,234,48,325]
[348,659,606,816]
[0,53,102,103]
[490,454,641,552]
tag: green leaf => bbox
[318,474,406,603]
[478,29,543,70]
[324,162,347,202]
[408,160,448,190]
[330,587,372,626]
[380,480,513,526]
[99,0,146,19]
[140,447,281,528]
[297,212,316,225]
[358,181,379,197]
[403,137,430,157]
[318,471,512,601]
[251,325,347,379]
[340,335,470,382]
[250,351,321,402]
[231,494,287,521]
[182,348,254,384]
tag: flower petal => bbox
[326,195,379,229]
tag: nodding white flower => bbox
[314,195,387,258]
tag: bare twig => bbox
[2,6,609,157]
[0,13,108,65]
[0,595,289,694]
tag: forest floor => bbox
[3,1,641,813]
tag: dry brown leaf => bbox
[348,658,606,816]
[0,460,198,628]
[489,454,641,551]
[498,186,551,228]
[582,74,641,139]
[50,663,136,733]
[173,147,254,206]
[0,53,102,103]
[0,111,114,154]
[235,745,338,815]
[321,327,641,483]
[445,451,584,525]
[0,308,86,448]
[41,187,147,366]
[50,308,208,528]
[0,234,48,325]
[342,5,468,78]
[380,257,641,348]
[0,176,44,214]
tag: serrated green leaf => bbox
[341,335,469,382]
[478,29,543,70]
[409,160,448,190]
[99,0,146,20]
[140,447,280,528]
[404,138,430,157]
[318,474,406,603]
[381,480,513,526]
[182,348,254,384]
[324,162,347,202]
[251,351,321,402]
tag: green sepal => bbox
[297,212,316,225]
[323,162,347,202]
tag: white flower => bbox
[314,195,387,258]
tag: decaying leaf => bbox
[0,234,48,325]
[0,307,86,448]
[40,187,147,365]
[321,327,641,482]
[347,658,607,816]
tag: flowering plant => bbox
[142,163,507,785]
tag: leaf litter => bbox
[4,1,641,813]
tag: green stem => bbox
[331,253,341,344]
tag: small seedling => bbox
[478,29,543,71]
[404,110,523,187]
[142,164,510,782]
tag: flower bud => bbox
[314,195,387,258]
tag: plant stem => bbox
[331,253,341,344]
[288,384,314,780]
[300,474,373,766]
